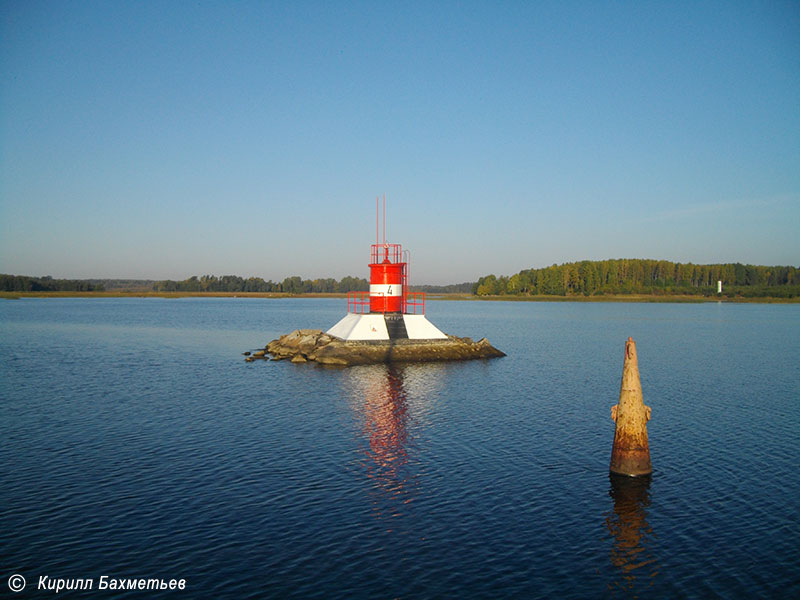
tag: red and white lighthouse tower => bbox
[369,242,404,314]
[327,197,447,342]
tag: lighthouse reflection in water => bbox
[343,364,443,524]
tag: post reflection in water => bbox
[343,364,442,525]
[605,474,660,596]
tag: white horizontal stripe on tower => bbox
[370,284,401,297]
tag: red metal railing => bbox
[403,292,425,315]
[347,291,372,314]
[347,290,425,315]
[370,243,402,264]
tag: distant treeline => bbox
[1,274,105,292]
[152,274,369,294]
[474,260,800,298]
[87,279,155,291]
[152,276,476,295]
[411,282,475,294]
[5,260,798,298]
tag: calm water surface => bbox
[2,298,799,599]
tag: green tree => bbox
[476,275,500,296]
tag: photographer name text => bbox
[35,575,186,593]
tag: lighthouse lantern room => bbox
[327,197,448,342]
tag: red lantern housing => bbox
[341,195,428,318]
[369,243,405,313]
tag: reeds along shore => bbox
[1,291,798,303]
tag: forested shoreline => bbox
[3,259,798,298]
[152,275,369,294]
[0,273,369,294]
[0,275,106,292]
[151,276,474,294]
[474,260,799,298]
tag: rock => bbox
[261,329,505,367]
[243,351,251,356]
[297,335,319,353]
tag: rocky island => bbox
[246,329,505,366]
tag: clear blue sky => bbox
[1,1,798,284]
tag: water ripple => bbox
[1,299,798,598]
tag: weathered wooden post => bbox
[610,337,652,477]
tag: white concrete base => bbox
[402,314,448,340]
[326,313,388,341]
[327,313,448,341]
